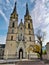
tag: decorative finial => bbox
[21,19,22,22]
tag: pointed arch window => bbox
[28,23,30,29]
[11,36,13,40]
[12,22,14,27]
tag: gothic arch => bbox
[12,22,14,27]
[17,42,25,59]
[28,23,30,29]
[19,48,23,59]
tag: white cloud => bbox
[43,30,49,46]
[0,10,9,25]
[0,35,6,44]
[45,16,49,24]
[31,0,49,29]
[6,0,10,3]
[30,0,49,46]
[42,0,46,3]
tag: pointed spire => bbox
[10,1,18,19]
[13,1,17,14]
[20,19,23,24]
[19,19,24,26]
[25,3,29,16]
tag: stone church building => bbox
[4,2,40,59]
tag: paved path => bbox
[15,61,45,65]
[0,59,49,65]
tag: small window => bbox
[29,37,31,41]
[11,36,13,40]
[23,36,25,41]
[28,23,30,29]
[12,22,14,27]
[18,35,20,41]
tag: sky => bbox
[0,0,49,46]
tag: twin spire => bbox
[12,2,29,16]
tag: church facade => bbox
[4,2,38,59]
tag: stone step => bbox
[16,61,45,65]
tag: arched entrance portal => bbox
[19,48,23,59]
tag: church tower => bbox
[24,3,35,49]
[4,2,18,59]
